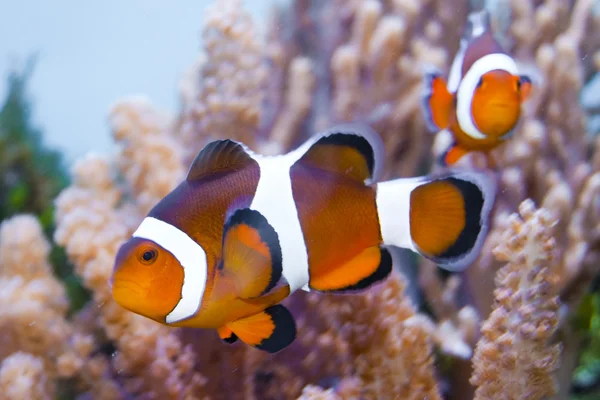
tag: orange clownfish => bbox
[421,10,533,167]
[110,123,496,353]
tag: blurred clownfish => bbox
[110,123,496,353]
[421,10,533,167]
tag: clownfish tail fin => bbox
[421,67,453,133]
[376,170,496,271]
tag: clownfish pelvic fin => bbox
[376,170,496,271]
[219,304,297,353]
[440,142,471,166]
[220,208,286,299]
[440,142,499,170]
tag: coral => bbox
[305,271,442,400]
[176,0,268,164]
[471,200,562,399]
[0,215,71,367]
[0,352,54,400]
[297,385,341,400]
[0,214,121,399]
[1,0,599,399]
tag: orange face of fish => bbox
[470,70,531,139]
[111,237,184,323]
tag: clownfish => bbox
[110,123,496,353]
[421,10,533,167]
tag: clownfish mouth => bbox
[487,101,514,111]
[112,280,148,299]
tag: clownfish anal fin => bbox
[217,326,238,344]
[226,305,296,353]
[308,246,392,292]
[187,139,256,181]
[421,72,453,132]
[221,208,283,299]
[295,123,384,183]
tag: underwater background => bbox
[1,0,599,399]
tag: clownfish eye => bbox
[139,249,158,264]
[476,77,484,88]
[516,78,522,91]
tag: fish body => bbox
[421,10,533,166]
[111,123,496,353]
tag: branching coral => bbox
[471,200,562,399]
[0,352,54,400]
[322,271,442,399]
[0,215,70,362]
[1,0,599,399]
[176,0,268,164]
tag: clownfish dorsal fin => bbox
[308,246,392,292]
[187,139,256,182]
[460,10,506,77]
[464,9,491,42]
[220,208,284,299]
[294,123,385,184]
[223,304,297,353]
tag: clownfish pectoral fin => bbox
[294,123,385,183]
[518,75,533,103]
[187,139,257,181]
[308,246,392,292]
[226,305,296,353]
[377,171,496,272]
[421,71,453,132]
[440,143,470,166]
[221,208,284,299]
[217,326,238,344]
